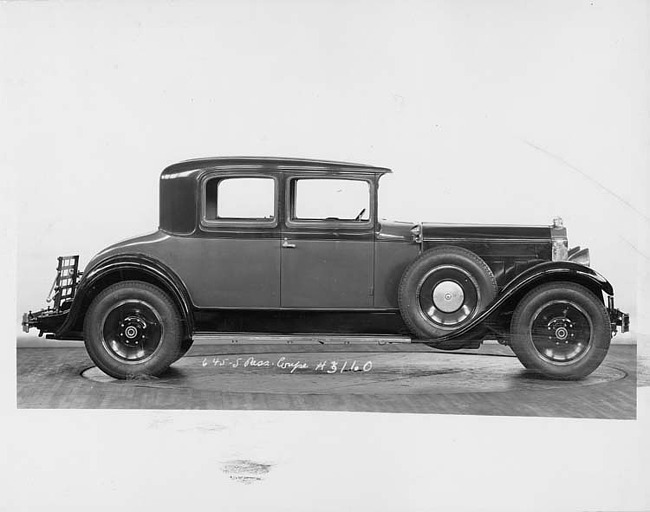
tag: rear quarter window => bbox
[204,176,276,222]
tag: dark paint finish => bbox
[425,261,616,346]
[55,252,195,339]
[160,157,390,236]
[25,156,627,347]
[421,223,551,242]
[193,309,410,335]
[376,219,418,242]
[420,223,554,291]
[161,156,392,179]
[281,171,378,308]
[90,235,281,309]
[375,219,555,297]
[160,173,196,235]
[373,240,420,308]
[281,239,374,308]
[203,238,282,307]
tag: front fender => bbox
[55,254,194,338]
[429,261,614,344]
[500,261,613,296]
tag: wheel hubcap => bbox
[530,300,592,364]
[417,265,479,328]
[554,326,568,341]
[101,300,163,363]
[432,281,465,313]
[119,315,148,347]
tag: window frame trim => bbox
[199,172,279,229]
[284,175,375,230]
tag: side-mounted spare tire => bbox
[84,280,183,379]
[398,246,498,341]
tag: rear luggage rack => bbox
[22,255,82,335]
[47,255,81,311]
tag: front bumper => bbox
[608,296,630,335]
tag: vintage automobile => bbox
[23,157,629,380]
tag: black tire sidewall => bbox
[84,281,182,379]
[174,338,195,362]
[510,282,611,380]
[398,246,498,339]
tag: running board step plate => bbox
[192,333,412,345]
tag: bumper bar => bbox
[607,296,630,335]
[22,255,81,337]
[22,309,69,337]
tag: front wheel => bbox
[84,281,182,379]
[510,282,611,380]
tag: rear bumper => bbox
[607,296,630,335]
[22,254,81,338]
[22,309,69,337]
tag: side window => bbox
[205,177,275,222]
[292,178,370,222]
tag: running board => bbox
[192,333,412,345]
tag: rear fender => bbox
[429,261,614,344]
[55,254,194,339]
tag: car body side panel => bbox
[280,172,378,308]
[160,172,198,235]
[87,232,282,308]
[281,239,374,308]
[420,223,551,241]
[373,241,420,308]
[421,226,552,289]
[189,238,282,307]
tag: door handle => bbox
[282,238,296,249]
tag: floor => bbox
[16,339,639,419]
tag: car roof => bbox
[161,156,392,178]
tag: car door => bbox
[192,171,282,308]
[280,174,375,308]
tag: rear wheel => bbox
[398,246,498,342]
[84,281,182,379]
[174,338,195,362]
[510,282,611,380]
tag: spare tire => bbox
[398,246,498,340]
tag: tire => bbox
[174,338,195,362]
[398,246,498,340]
[510,281,611,380]
[83,281,182,379]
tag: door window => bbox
[291,178,370,222]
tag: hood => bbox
[420,223,552,242]
[377,219,554,243]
